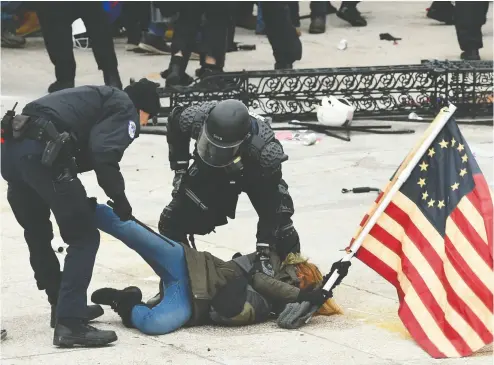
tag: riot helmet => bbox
[196,100,252,167]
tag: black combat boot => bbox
[309,16,326,34]
[91,287,142,328]
[103,69,123,90]
[337,5,367,27]
[53,319,117,348]
[51,304,104,329]
[195,64,227,90]
[162,55,193,87]
[274,62,293,70]
[48,80,75,93]
[461,49,481,61]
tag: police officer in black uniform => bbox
[160,99,301,268]
[0,78,160,347]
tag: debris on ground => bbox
[408,112,424,120]
[379,33,401,45]
[337,39,348,50]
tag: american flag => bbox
[346,116,493,358]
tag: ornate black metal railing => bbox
[155,60,493,122]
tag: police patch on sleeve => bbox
[128,120,137,139]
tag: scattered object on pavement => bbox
[302,133,317,146]
[337,39,348,50]
[408,112,424,120]
[1,329,7,341]
[275,130,322,146]
[317,96,355,127]
[228,42,256,52]
[341,187,382,194]
[379,33,401,44]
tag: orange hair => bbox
[284,253,343,316]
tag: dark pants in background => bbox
[121,1,151,45]
[260,2,302,67]
[171,2,232,67]
[454,1,489,51]
[35,1,118,83]
[1,139,100,321]
[310,1,359,16]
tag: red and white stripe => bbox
[348,175,494,358]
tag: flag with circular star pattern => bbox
[346,117,493,358]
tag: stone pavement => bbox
[1,2,493,365]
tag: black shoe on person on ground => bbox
[138,32,172,55]
[92,286,143,328]
[337,6,367,26]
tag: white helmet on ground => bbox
[316,96,355,127]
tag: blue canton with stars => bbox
[399,118,480,236]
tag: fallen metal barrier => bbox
[152,60,492,124]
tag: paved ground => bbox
[1,2,493,365]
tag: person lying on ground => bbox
[89,201,350,335]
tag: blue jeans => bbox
[94,204,192,335]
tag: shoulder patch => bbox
[128,120,137,139]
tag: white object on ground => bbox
[337,39,348,50]
[317,96,355,127]
[408,112,424,120]
[302,133,318,146]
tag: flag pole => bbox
[321,104,457,293]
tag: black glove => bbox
[110,193,132,221]
[172,169,186,197]
[297,287,328,306]
[322,260,352,289]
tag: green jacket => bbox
[182,246,302,326]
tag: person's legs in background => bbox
[1,1,26,48]
[309,1,327,34]
[197,2,232,79]
[287,2,301,36]
[91,203,192,335]
[164,4,203,87]
[35,2,77,93]
[121,1,151,51]
[454,1,489,60]
[337,1,367,27]
[427,1,454,25]
[78,2,122,89]
[261,2,302,70]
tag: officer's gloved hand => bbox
[172,169,187,197]
[110,193,133,221]
[296,287,329,306]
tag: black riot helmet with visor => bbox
[196,100,252,167]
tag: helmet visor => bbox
[196,125,242,167]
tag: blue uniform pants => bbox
[94,204,192,335]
